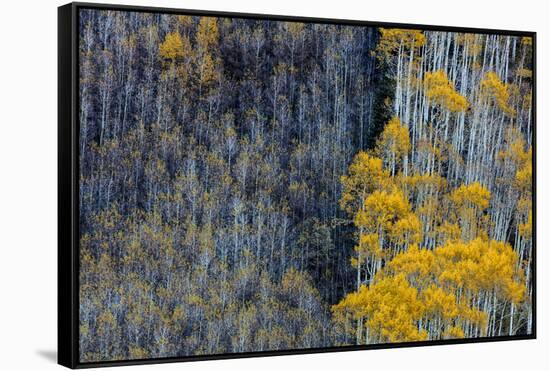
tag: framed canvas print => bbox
[58,2,536,368]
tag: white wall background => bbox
[0,0,545,369]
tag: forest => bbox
[77,8,533,362]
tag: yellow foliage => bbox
[333,274,427,343]
[129,346,149,360]
[481,72,516,116]
[455,34,482,57]
[442,326,465,339]
[515,149,532,193]
[436,221,462,243]
[376,28,425,62]
[172,305,185,321]
[98,310,116,331]
[434,238,524,302]
[159,32,185,61]
[521,36,533,46]
[519,210,532,240]
[497,129,532,196]
[177,15,194,28]
[336,236,526,341]
[285,22,305,37]
[357,233,383,258]
[498,130,530,166]
[340,151,390,215]
[197,17,219,51]
[334,62,531,341]
[390,212,422,246]
[517,68,532,79]
[424,70,469,113]
[449,182,490,211]
[400,173,447,190]
[385,244,435,286]
[198,53,219,86]
[376,116,411,165]
[422,285,460,320]
[356,187,410,231]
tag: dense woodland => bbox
[78,9,533,362]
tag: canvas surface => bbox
[77,7,534,363]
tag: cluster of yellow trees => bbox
[332,113,531,344]
[331,27,533,346]
[158,16,220,90]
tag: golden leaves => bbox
[443,326,465,339]
[449,182,491,211]
[357,188,410,227]
[335,237,525,342]
[376,116,411,161]
[424,70,469,113]
[336,125,526,342]
[422,285,460,320]
[385,244,435,283]
[455,33,482,57]
[198,52,219,86]
[515,149,532,193]
[376,28,426,63]
[159,32,185,61]
[333,274,427,343]
[480,71,516,116]
[284,22,305,38]
[177,15,194,28]
[519,211,532,240]
[339,151,390,215]
[390,213,422,246]
[197,17,219,51]
[521,36,533,46]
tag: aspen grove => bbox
[78,9,533,362]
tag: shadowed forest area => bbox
[78,8,533,362]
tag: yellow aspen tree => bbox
[511,138,532,333]
[376,28,426,63]
[196,17,219,51]
[193,17,220,95]
[339,152,390,216]
[339,151,391,343]
[449,182,490,241]
[424,70,469,113]
[332,274,427,343]
[480,72,516,116]
[340,152,390,289]
[376,116,411,176]
[159,31,184,61]
[351,182,421,351]
[177,15,194,29]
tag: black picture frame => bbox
[58,2,537,368]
